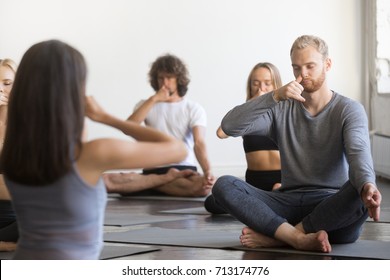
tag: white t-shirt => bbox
[135,98,207,166]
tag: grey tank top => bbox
[5,167,107,259]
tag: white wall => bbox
[372,0,390,136]
[0,0,363,177]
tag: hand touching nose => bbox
[273,75,305,102]
[155,85,171,101]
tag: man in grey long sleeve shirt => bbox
[212,35,382,253]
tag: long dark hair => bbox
[148,54,190,97]
[0,40,87,185]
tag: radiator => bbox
[372,133,390,179]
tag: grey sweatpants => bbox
[212,175,368,244]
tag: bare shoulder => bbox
[80,138,134,163]
[76,138,132,184]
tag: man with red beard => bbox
[213,35,381,253]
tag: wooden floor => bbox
[103,176,390,260]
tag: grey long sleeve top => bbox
[221,91,375,194]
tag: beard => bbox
[301,70,326,93]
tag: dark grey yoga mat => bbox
[119,195,206,202]
[104,212,195,226]
[0,245,160,260]
[100,244,160,260]
[159,207,210,215]
[366,207,390,223]
[232,239,390,260]
[104,227,241,248]
[104,227,390,259]
[0,250,13,260]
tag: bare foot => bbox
[295,230,331,253]
[240,227,331,253]
[102,172,138,193]
[155,174,211,197]
[0,241,17,252]
[103,169,199,194]
[166,168,197,180]
[193,175,213,196]
[272,183,282,190]
[103,172,137,184]
[240,227,284,248]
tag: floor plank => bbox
[102,176,390,260]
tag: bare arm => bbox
[80,96,187,179]
[193,126,215,186]
[0,99,11,200]
[216,126,228,139]
[0,99,8,153]
[86,96,175,143]
[0,105,8,153]
[127,86,174,123]
[127,96,157,123]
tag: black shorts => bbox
[0,200,19,242]
[245,169,281,191]
[142,165,197,175]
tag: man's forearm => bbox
[221,92,277,137]
[194,143,211,175]
[127,96,157,123]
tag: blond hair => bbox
[246,62,282,101]
[290,35,329,59]
[0,58,17,73]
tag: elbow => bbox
[216,126,228,139]
[220,120,234,137]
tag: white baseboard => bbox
[373,133,390,179]
[211,164,246,178]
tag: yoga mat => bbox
[365,206,390,223]
[232,239,390,260]
[159,207,210,215]
[370,207,390,223]
[119,195,206,202]
[104,213,194,227]
[0,251,13,260]
[104,227,241,248]
[104,227,390,259]
[100,245,160,260]
[0,245,160,260]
